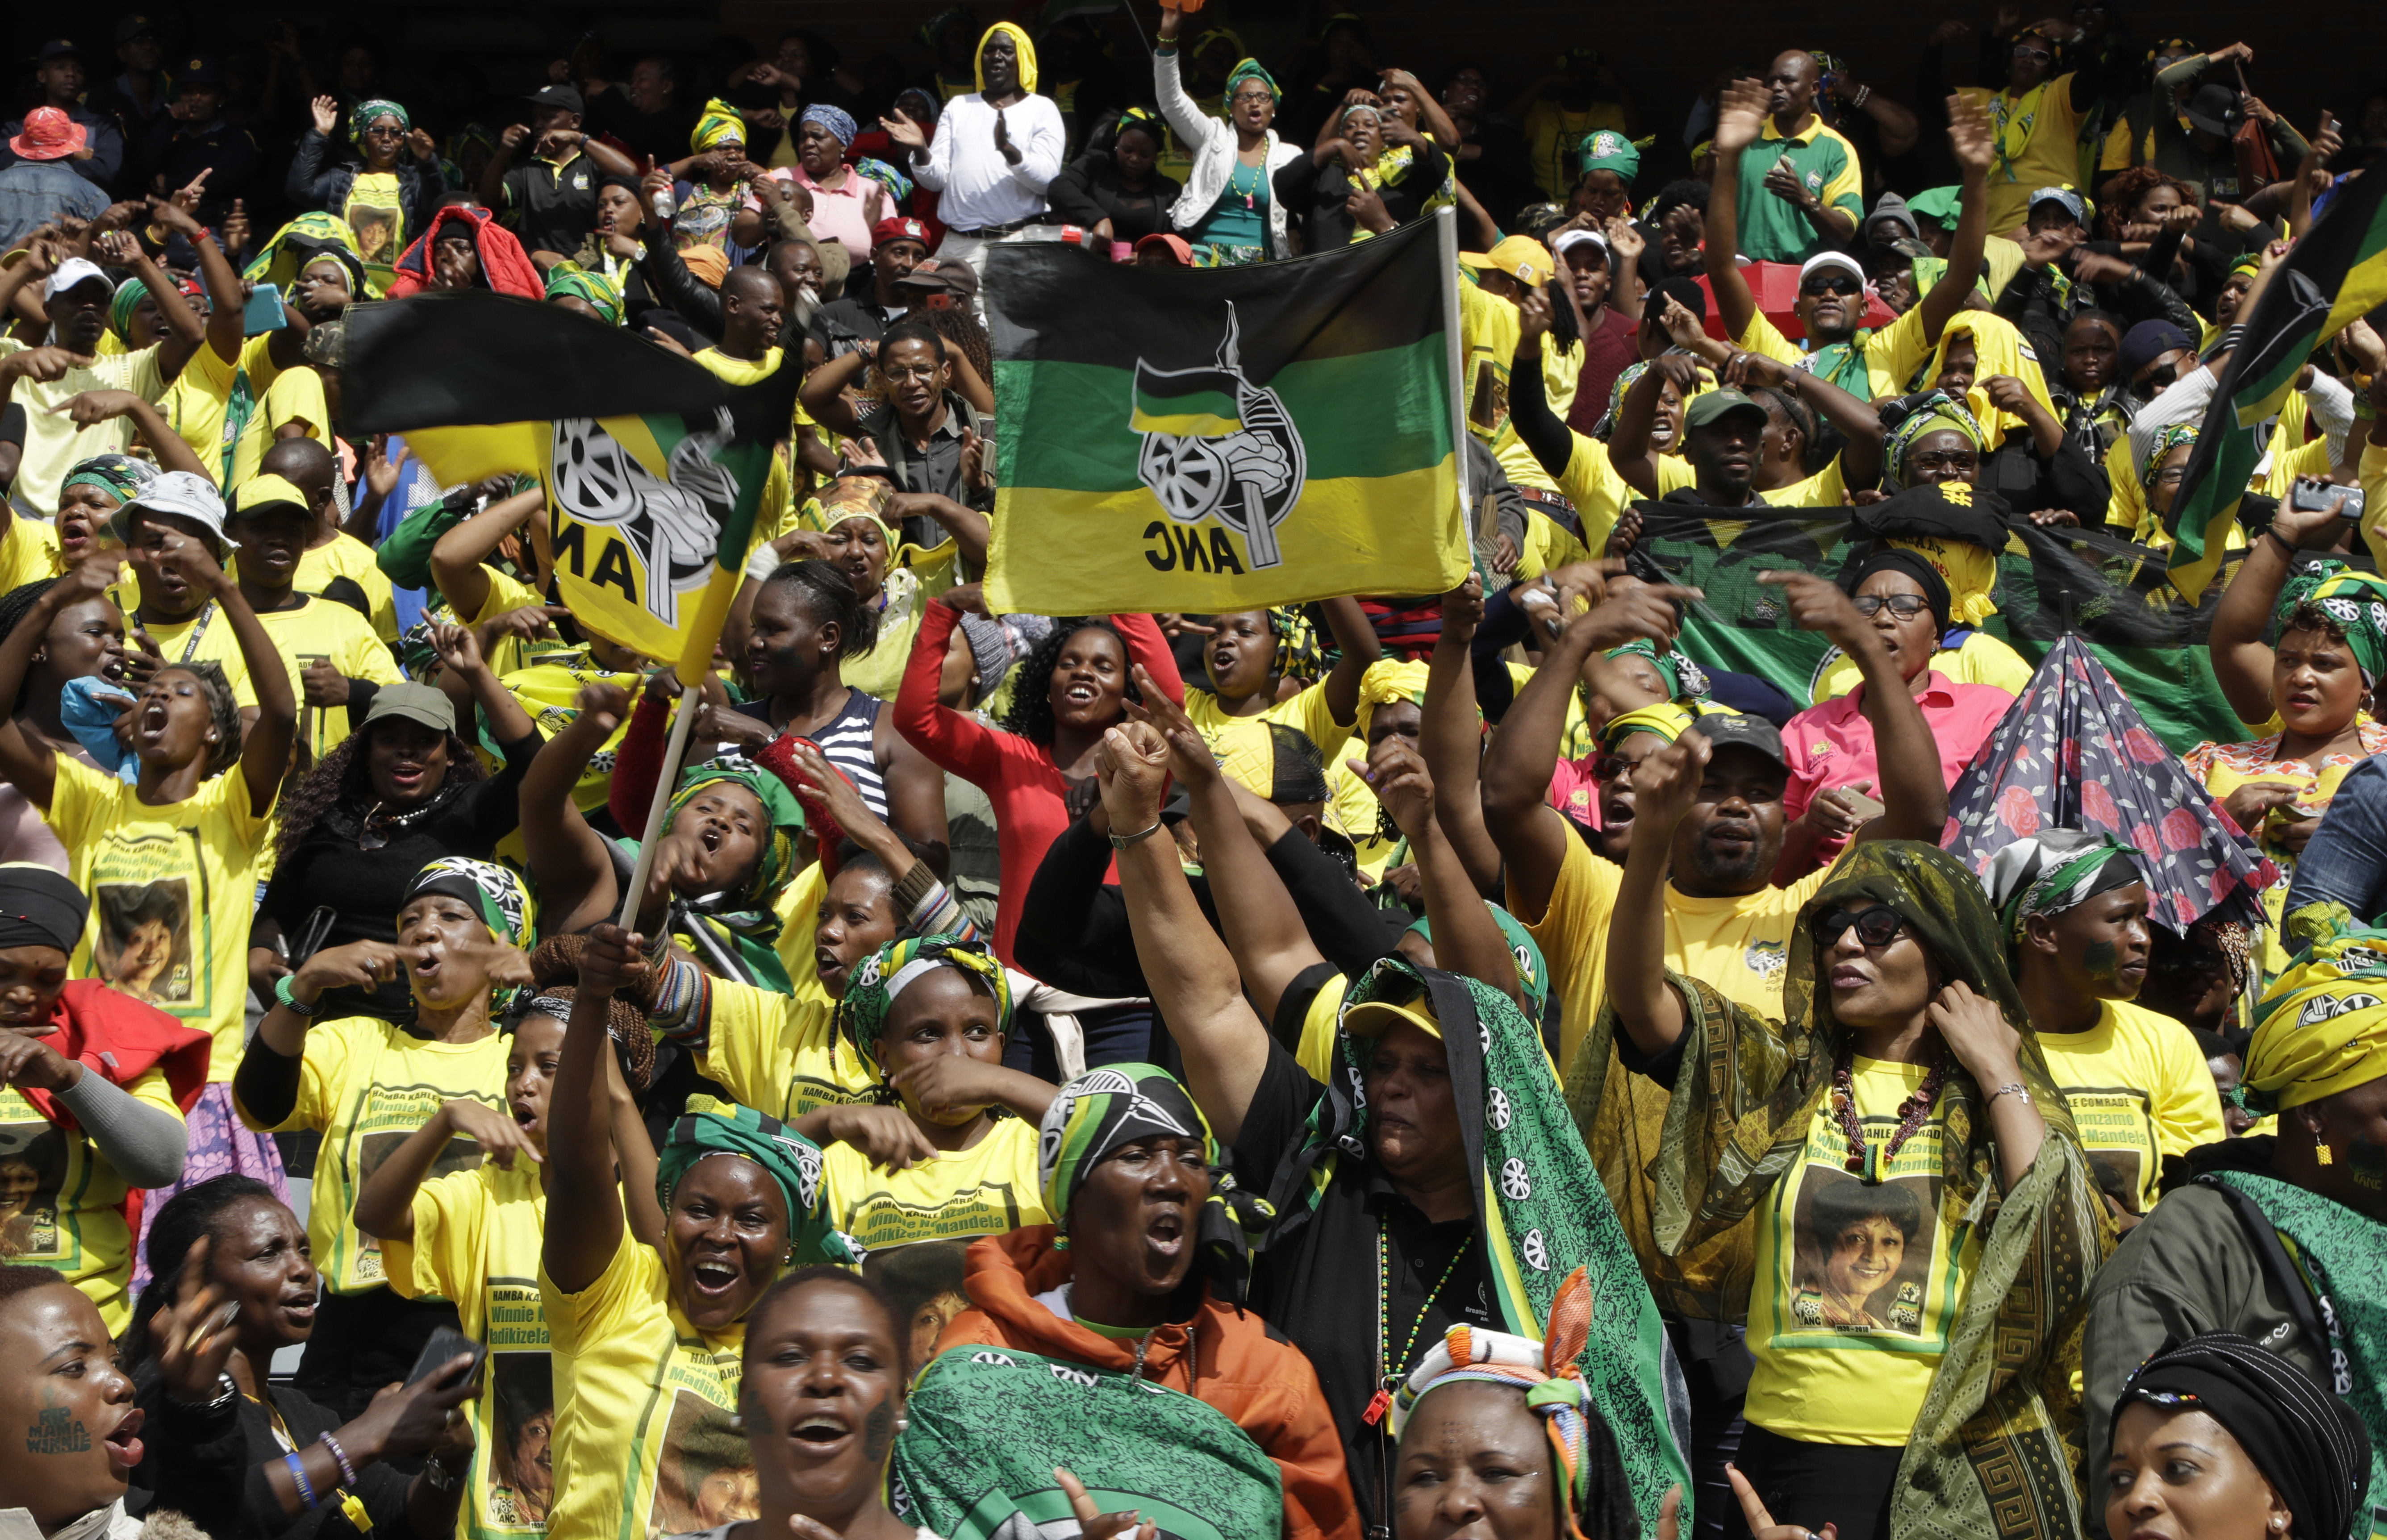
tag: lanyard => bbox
[175,601,215,665]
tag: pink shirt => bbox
[792,165,886,264]
[1547,753,1606,828]
[1783,670,2015,855]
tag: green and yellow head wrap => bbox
[402,856,533,947]
[836,933,1014,1075]
[2142,422,2199,491]
[351,99,409,145]
[2246,919,2387,1113]
[1607,640,1709,703]
[656,1094,860,1264]
[1577,129,1642,182]
[542,259,624,325]
[108,278,152,345]
[664,762,806,912]
[1268,605,1324,681]
[693,97,747,153]
[2275,559,2387,687]
[1886,390,1987,481]
[1224,58,1280,102]
[1597,701,1695,750]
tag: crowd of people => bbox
[1,7,2385,1540]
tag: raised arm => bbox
[0,558,115,810]
[2210,493,2348,722]
[1736,351,1886,488]
[1315,595,1383,727]
[1704,78,1768,336]
[1611,355,1704,497]
[543,925,640,1294]
[1424,577,1503,896]
[1509,287,1578,483]
[1370,737,1520,1006]
[894,595,1005,782]
[518,682,629,938]
[353,1097,542,1242]
[429,485,544,623]
[1758,570,1947,841]
[155,533,293,816]
[48,391,210,478]
[1917,93,1997,344]
[1605,733,1706,1055]
[797,349,872,439]
[150,198,244,367]
[96,229,203,382]
[1102,711,1273,1144]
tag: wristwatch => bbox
[424,1453,466,1493]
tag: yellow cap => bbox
[1459,234,1553,288]
[228,474,311,518]
[1341,999,1443,1041]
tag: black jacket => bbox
[1045,150,1181,244]
[286,129,447,241]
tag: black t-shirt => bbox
[501,152,601,259]
[1229,1041,1493,1535]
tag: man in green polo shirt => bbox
[1733,51,1865,263]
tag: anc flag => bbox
[341,292,795,679]
[1625,502,2251,753]
[983,208,1470,614]
[2166,166,2387,600]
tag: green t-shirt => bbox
[1735,116,1867,264]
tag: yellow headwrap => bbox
[1598,702,1696,748]
[693,98,747,153]
[1888,533,2000,625]
[975,22,1039,96]
[1924,312,2056,451]
[2246,917,2387,1112]
[1354,658,1432,749]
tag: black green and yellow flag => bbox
[341,292,793,680]
[2166,167,2387,601]
[983,209,1470,614]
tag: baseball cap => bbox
[114,17,160,44]
[1342,994,1442,1041]
[116,470,236,548]
[227,474,312,521]
[524,84,585,116]
[2119,318,2194,377]
[2028,186,2089,226]
[359,682,459,739]
[173,54,223,89]
[1550,228,1609,266]
[1687,711,1787,769]
[44,256,114,300]
[893,255,979,299]
[2183,83,2237,137]
[35,39,86,63]
[1459,233,1553,288]
[8,107,87,163]
[1133,232,1194,266]
[1799,250,1867,288]
[870,216,932,250]
[1682,387,1768,432]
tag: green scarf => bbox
[889,1347,1284,1540]
[2276,559,2387,687]
[656,1094,860,1264]
[1266,957,1689,1535]
[2206,1172,2387,1540]
[1804,335,1875,399]
[1223,58,1279,102]
[351,99,409,145]
[1581,841,2108,1540]
[836,933,1014,1078]
[626,762,806,993]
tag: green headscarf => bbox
[108,278,151,345]
[635,761,806,991]
[1224,58,1280,102]
[1577,129,1642,182]
[2141,422,2199,490]
[2277,558,2387,687]
[542,259,624,325]
[1907,185,1963,229]
[836,933,1014,1077]
[1402,907,1550,1024]
[656,1094,860,1265]
[62,454,158,505]
[403,857,533,947]
[1607,640,1709,703]
[1979,829,2142,949]
[1886,390,1988,480]
[351,99,409,146]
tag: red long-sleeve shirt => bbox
[893,600,1184,968]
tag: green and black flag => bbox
[2166,166,2387,600]
[983,209,1471,613]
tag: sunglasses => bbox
[1801,272,1863,297]
[1904,450,1978,474]
[1817,903,1906,949]
[2013,44,2054,62]
[1591,752,1636,781]
[2137,362,2179,393]
[1852,593,1934,618]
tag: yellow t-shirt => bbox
[293,533,401,644]
[474,567,573,678]
[1515,506,1596,583]
[820,1115,1049,1253]
[1736,305,1928,404]
[259,364,334,450]
[159,334,287,486]
[1742,1056,1980,1444]
[1813,631,2035,701]
[693,973,881,1121]
[131,602,261,709]
[238,1016,509,1293]
[381,1160,562,1536]
[1958,77,2092,233]
[1458,278,1580,496]
[0,1071,182,1333]
[256,596,405,762]
[0,514,62,592]
[1522,99,1631,199]
[1558,433,1697,554]
[1182,681,1357,797]
[542,1231,751,1540]
[50,756,274,1082]
[0,337,168,512]
[1770,457,1848,509]
[2036,998,2227,1217]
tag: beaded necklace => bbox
[1360,1225,1473,1425]
[1832,1042,1947,1184]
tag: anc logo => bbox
[549,409,742,631]
[1130,302,1306,570]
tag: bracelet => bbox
[273,973,319,1017]
[745,542,784,583]
[1850,84,1873,110]
[285,1452,319,1509]
[2268,528,2300,559]
[170,1371,238,1411]
[1108,818,1166,849]
[318,1431,358,1488]
[423,1455,462,1493]
[1985,1082,2032,1109]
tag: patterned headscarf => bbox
[2275,559,2387,687]
[801,103,859,147]
[647,761,807,991]
[2142,422,2200,490]
[836,934,1014,1075]
[853,156,915,203]
[693,98,747,153]
[1577,129,1641,182]
[1392,1268,1614,1540]
[1114,106,1166,145]
[108,278,150,345]
[351,100,409,146]
[63,454,158,507]
[1607,640,1709,703]
[402,857,532,947]
[1980,829,2144,947]
[1038,1063,1211,1223]
[2245,913,2387,1113]
[1268,606,1324,681]
[656,1095,860,1265]
[1224,59,1280,101]
[1886,390,1988,481]
[542,259,623,324]
[1598,701,1696,749]
[242,212,374,299]
[1402,907,1550,1024]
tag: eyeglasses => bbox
[1817,903,1906,949]
[363,125,404,138]
[1801,272,1863,297]
[2013,44,2054,62]
[1904,450,1978,474]
[1852,593,1934,619]
[1591,752,1636,781]
[882,364,941,383]
[2150,466,2189,487]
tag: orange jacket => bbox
[931,1226,1362,1540]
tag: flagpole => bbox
[615,559,747,932]
[1437,206,1470,577]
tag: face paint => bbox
[2349,1136,2387,1193]
[2081,939,2119,983]
[862,1398,895,1463]
[26,1389,88,1455]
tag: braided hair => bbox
[526,933,658,1094]
[0,580,58,713]
[761,558,882,661]
[172,661,244,778]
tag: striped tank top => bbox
[731,689,889,818]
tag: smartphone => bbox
[243,283,287,335]
[2290,478,2365,523]
[405,1326,487,1391]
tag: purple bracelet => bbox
[317,1430,357,1488]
